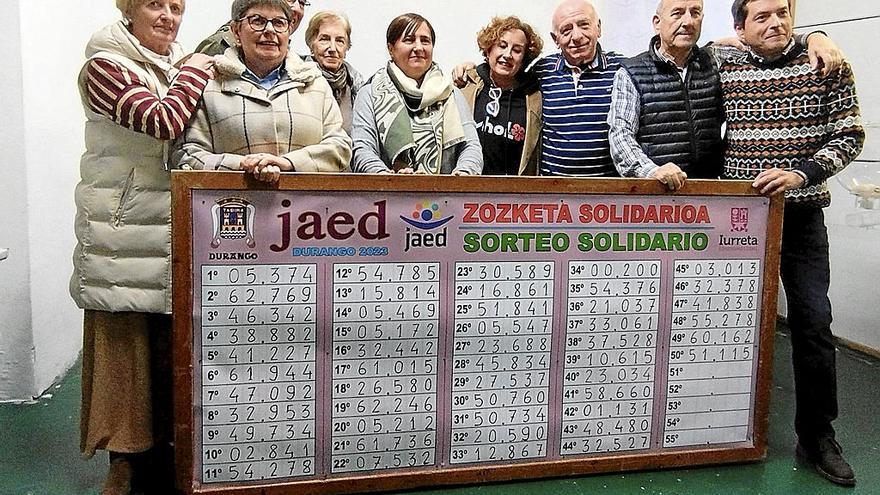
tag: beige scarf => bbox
[371,62,464,173]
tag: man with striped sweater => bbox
[532,0,625,177]
[722,0,864,486]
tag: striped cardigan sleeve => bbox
[85,57,210,140]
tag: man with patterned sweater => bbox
[722,0,864,486]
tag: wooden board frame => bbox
[172,171,783,495]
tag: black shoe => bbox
[796,437,856,487]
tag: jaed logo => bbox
[402,201,454,229]
[401,200,453,252]
[211,197,255,248]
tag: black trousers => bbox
[780,207,838,446]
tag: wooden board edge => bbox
[752,195,784,452]
[172,171,197,494]
[169,171,761,197]
[187,446,765,495]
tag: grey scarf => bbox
[321,64,349,101]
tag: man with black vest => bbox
[608,0,722,190]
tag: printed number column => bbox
[450,262,554,464]
[201,265,317,483]
[331,263,440,473]
[561,261,660,455]
[665,260,761,447]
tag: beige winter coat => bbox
[174,48,351,172]
[72,22,185,314]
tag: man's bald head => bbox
[552,0,598,32]
[655,0,704,16]
[551,0,602,66]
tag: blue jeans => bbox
[780,207,837,446]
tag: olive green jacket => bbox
[194,24,235,57]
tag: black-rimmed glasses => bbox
[486,87,502,118]
[240,14,290,32]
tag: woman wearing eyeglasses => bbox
[195,0,309,56]
[351,13,483,175]
[459,16,543,176]
[176,0,351,181]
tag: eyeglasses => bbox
[240,14,290,32]
[288,0,311,7]
[486,87,502,118]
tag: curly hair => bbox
[476,16,543,68]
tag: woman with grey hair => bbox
[196,0,308,55]
[74,0,213,493]
[304,11,364,134]
[176,0,351,179]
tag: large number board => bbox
[200,264,318,482]
[173,173,782,495]
[451,261,554,464]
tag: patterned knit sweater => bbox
[720,43,864,208]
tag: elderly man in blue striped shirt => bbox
[532,0,626,177]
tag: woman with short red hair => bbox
[459,16,544,176]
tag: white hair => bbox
[115,0,186,17]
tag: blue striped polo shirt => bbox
[533,46,625,177]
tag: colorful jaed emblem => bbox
[211,197,256,248]
[400,200,454,230]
